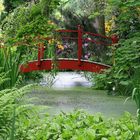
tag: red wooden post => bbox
[38,45,41,66]
[38,43,44,66]
[78,25,83,66]
[111,35,119,66]
[111,35,119,44]
[40,44,45,59]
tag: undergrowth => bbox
[14,111,140,140]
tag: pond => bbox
[27,86,137,118]
[25,72,137,118]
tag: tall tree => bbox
[61,0,106,35]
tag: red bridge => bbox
[20,25,118,73]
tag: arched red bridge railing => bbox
[20,25,118,73]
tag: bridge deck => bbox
[20,58,110,73]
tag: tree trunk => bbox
[93,15,105,35]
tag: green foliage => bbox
[94,0,140,95]
[0,67,10,86]
[106,0,140,38]
[94,35,140,95]
[1,3,58,43]
[63,0,105,17]
[13,110,140,140]
[40,0,60,16]
[0,62,37,138]
[3,0,29,13]
[132,88,140,124]
[0,84,35,139]
[1,0,60,59]
[23,71,43,82]
[109,36,140,95]
[0,0,61,82]
[1,0,60,51]
[0,47,21,90]
[132,68,140,124]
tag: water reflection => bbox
[40,72,92,88]
[34,72,137,117]
[28,88,137,117]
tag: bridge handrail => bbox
[83,38,112,46]
[56,29,78,33]
[83,31,111,39]
[56,26,118,46]
[34,25,119,70]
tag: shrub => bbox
[0,84,35,139]
[94,35,140,96]
[14,110,140,140]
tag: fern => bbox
[0,82,36,139]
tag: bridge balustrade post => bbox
[38,43,44,66]
[111,35,119,66]
[111,35,119,44]
[78,25,83,66]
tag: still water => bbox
[27,72,136,118]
